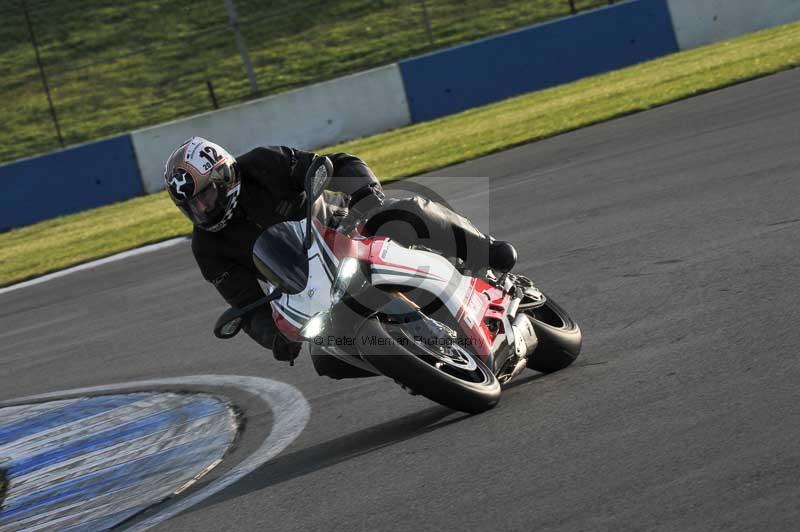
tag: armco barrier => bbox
[132,64,411,194]
[398,0,679,123]
[0,135,143,231]
[666,0,800,50]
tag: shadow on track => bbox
[501,372,546,390]
[201,404,469,509]
[194,371,552,512]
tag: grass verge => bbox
[2,0,607,164]
[2,20,799,287]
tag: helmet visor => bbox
[181,183,222,225]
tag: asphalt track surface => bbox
[1,69,799,531]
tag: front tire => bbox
[524,295,582,373]
[358,318,501,414]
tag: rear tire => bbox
[524,295,582,373]
[358,318,501,414]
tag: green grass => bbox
[2,20,799,287]
[1,0,607,164]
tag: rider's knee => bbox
[391,195,431,216]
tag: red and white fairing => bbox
[270,220,509,362]
[269,221,338,340]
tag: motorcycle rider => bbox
[164,136,517,377]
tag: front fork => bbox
[494,277,544,382]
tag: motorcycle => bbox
[214,157,582,414]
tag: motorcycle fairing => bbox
[366,239,508,362]
[269,219,512,364]
[368,239,472,314]
[271,221,337,340]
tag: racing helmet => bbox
[164,137,241,232]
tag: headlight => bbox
[301,312,327,340]
[330,257,359,304]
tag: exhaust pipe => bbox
[511,314,538,359]
[498,314,539,383]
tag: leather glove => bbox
[348,184,384,220]
[243,306,278,348]
[339,184,385,234]
[309,190,351,233]
[242,308,302,364]
[272,333,302,363]
[275,191,307,218]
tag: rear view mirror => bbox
[304,157,333,249]
[305,156,333,202]
[214,308,244,339]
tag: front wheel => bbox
[523,294,582,373]
[358,318,501,414]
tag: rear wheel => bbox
[358,317,501,414]
[523,294,582,373]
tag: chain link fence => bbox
[2,0,614,164]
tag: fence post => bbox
[21,0,64,148]
[206,80,219,110]
[225,0,260,97]
[567,0,577,15]
[420,0,434,45]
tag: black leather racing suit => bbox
[192,146,493,377]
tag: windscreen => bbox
[252,222,309,295]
